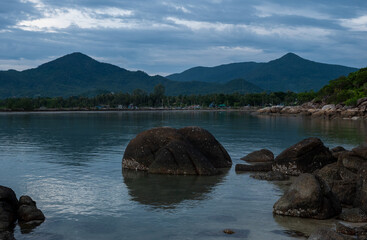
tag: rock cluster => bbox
[122,126,232,175]
[273,173,341,219]
[257,97,367,120]
[273,137,336,175]
[315,143,367,211]
[0,186,45,238]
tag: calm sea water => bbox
[0,111,366,240]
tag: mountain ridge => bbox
[167,52,358,92]
[0,52,262,98]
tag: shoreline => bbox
[0,107,259,113]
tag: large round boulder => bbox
[0,186,18,231]
[273,174,341,219]
[272,137,336,175]
[122,127,232,175]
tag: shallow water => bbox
[0,111,366,240]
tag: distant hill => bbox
[0,53,262,98]
[167,53,358,92]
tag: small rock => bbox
[241,149,274,163]
[250,171,289,181]
[18,195,45,224]
[235,163,273,172]
[223,229,235,234]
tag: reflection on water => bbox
[122,169,228,208]
[0,111,366,240]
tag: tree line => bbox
[0,84,317,111]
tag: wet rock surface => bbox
[0,186,45,239]
[0,186,18,231]
[338,208,367,223]
[122,126,232,175]
[18,195,45,230]
[308,228,354,240]
[250,171,289,181]
[272,137,336,175]
[235,162,273,172]
[240,149,274,163]
[273,173,341,219]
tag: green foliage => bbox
[317,67,367,106]
[0,91,317,110]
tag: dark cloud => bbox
[0,0,366,74]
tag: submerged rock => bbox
[250,171,289,181]
[0,186,18,231]
[122,127,232,175]
[308,228,353,240]
[272,137,336,175]
[273,174,341,219]
[240,149,274,163]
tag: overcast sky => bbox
[0,0,366,75]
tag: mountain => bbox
[167,53,358,92]
[0,53,262,98]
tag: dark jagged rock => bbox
[122,127,232,175]
[273,173,341,219]
[332,146,347,158]
[308,228,353,240]
[18,196,45,225]
[338,151,367,173]
[355,163,367,212]
[240,149,274,163]
[273,138,336,176]
[0,231,15,240]
[315,163,357,205]
[353,143,367,159]
[235,163,272,172]
[0,186,18,231]
[250,171,289,181]
[338,208,367,223]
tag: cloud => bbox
[254,3,331,20]
[340,15,367,31]
[16,6,135,32]
[0,0,366,74]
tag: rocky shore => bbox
[257,97,367,120]
[0,187,45,240]
[236,137,367,239]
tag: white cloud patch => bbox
[162,2,191,13]
[166,17,331,41]
[340,15,367,31]
[15,0,135,32]
[254,3,330,20]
